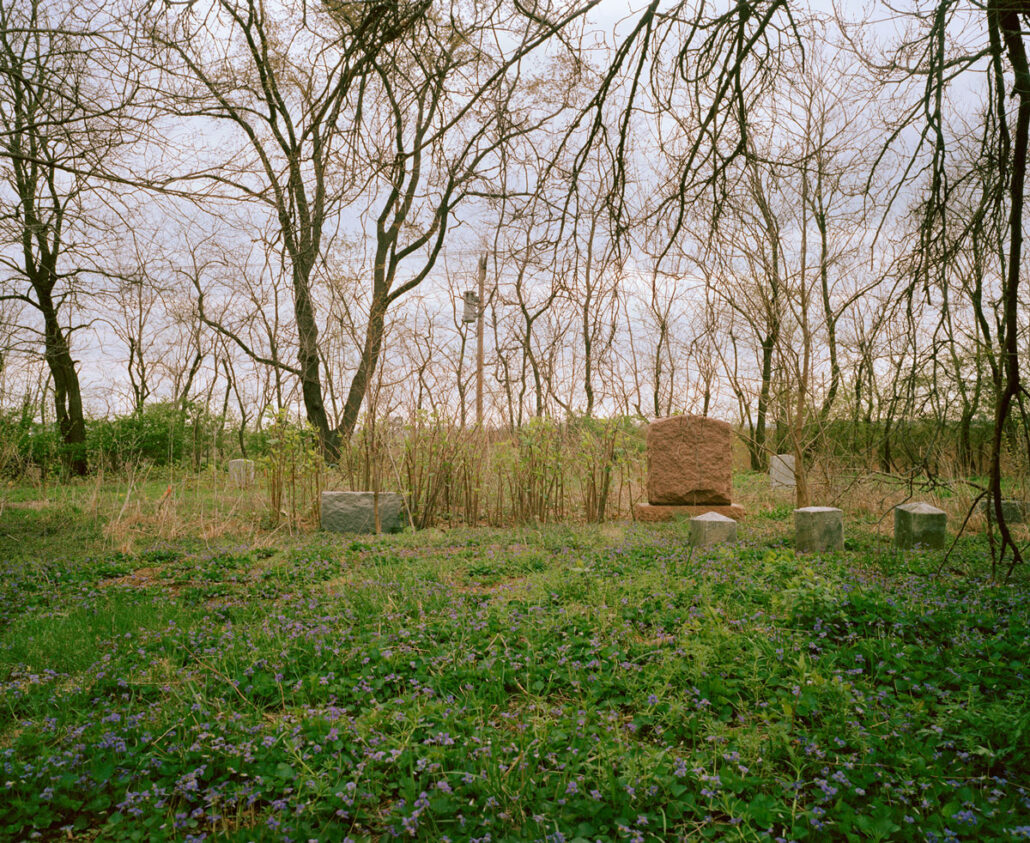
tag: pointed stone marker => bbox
[894,502,947,549]
[689,511,737,547]
[794,506,843,553]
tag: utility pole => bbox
[476,254,487,428]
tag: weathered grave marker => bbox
[689,511,737,547]
[894,502,947,549]
[635,415,745,522]
[228,458,255,488]
[794,506,843,552]
[979,498,1028,524]
[769,454,795,489]
[321,491,405,534]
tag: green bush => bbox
[0,409,61,478]
[260,410,325,529]
[87,402,228,470]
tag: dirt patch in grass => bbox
[324,575,360,593]
[457,576,533,596]
[98,566,166,589]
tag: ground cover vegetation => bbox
[1,484,1029,841]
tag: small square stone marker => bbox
[794,506,843,553]
[979,498,1028,524]
[894,502,947,549]
[689,511,737,547]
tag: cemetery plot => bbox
[2,520,1028,841]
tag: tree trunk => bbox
[38,290,87,475]
[292,256,338,459]
[992,1,1029,574]
[752,334,774,471]
[339,290,389,440]
[40,307,86,474]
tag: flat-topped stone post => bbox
[228,458,255,488]
[794,506,843,553]
[321,491,405,534]
[894,502,947,549]
[634,415,745,522]
[980,498,1028,524]
[689,512,737,547]
[770,454,795,489]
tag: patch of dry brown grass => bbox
[91,473,271,553]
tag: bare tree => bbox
[844,0,1030,571]
[147,0,600,458]
[0,0,135,473]
[145,0,432,456]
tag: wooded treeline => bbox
[0,0,1027,546]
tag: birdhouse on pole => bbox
[462,290,480,323]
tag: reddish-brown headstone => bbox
[635,503,745,522]
[646,415,733,505]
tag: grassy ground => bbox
[1,475,1029,841]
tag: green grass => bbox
[1,499,1029,841]
[1,590,207,676]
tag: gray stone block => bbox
[228,458,255,487]
[794,506,843,553]
[770,454,795,489]
[894,502,947,549]
[979,498,1028,524]
[689,511,737,547]
[321,491,405,534]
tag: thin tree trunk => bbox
[992,1,1028,574]
[339,291,388,440]
[293,255,338,458]
[753,335,774,471]
[38,291,86,475]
